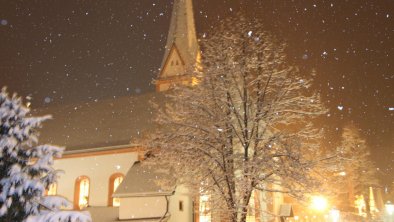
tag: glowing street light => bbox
[386,201,394,215]
[329,208,340,222]
[310,195,328,212]
[385,201,394,222]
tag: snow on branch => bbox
[147,14,335,222]
[0,88,91,222]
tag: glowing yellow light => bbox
[338,171,346,176]
[191,76,199,86]
[386,202,394,215]
[329,209,340,222]
[79,178,89,209]
[112,176,123,207]
[195,51,203,72]
[355,195,366,216]
[47,183,57,195]
[310,196,328,212]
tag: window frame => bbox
[108,173,125,207]
[74,175,90,210]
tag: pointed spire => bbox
[156,0,199,92]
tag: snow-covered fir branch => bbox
[0,88,91,222]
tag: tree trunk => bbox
[239,207,248,222]
[239,190,253,222]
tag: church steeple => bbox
[156,0,200,92]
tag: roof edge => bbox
[113,191,175,198]
[63,143,142,155]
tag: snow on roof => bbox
[114,161,175,197]
[32,92,165,151]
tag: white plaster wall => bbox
[53,152,138,207]
[119,196,168,220]
[168,185,194,222]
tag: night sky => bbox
[0,0,393,184]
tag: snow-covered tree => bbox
[338,124,379,217]
[149,16,330,222]
[0,88,91,222]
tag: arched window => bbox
[47,183,57,196]
[74,176,90,210]
[108,173,124,207]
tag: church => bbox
[35,0,285,221]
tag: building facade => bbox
[41,0,282,221]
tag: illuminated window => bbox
[78,178,89,209]
[47,183,57,196]
[112,176,123,206]
[74,176,90,210]
[355,195,366,217]
[199,195,211,222]
[108,173,124,207]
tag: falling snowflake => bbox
[44,97,52,103]
[0,19,8,26]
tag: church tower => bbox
[155,0,200,92]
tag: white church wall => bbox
[168,185,194,222]
[117,186,194,221]
[119,196,168,220]
[53,152,138,207]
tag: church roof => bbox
[31,0,199,152]
[113,161,175,197]
[32,92,164,151]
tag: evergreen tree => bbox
[0,88,90,222]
